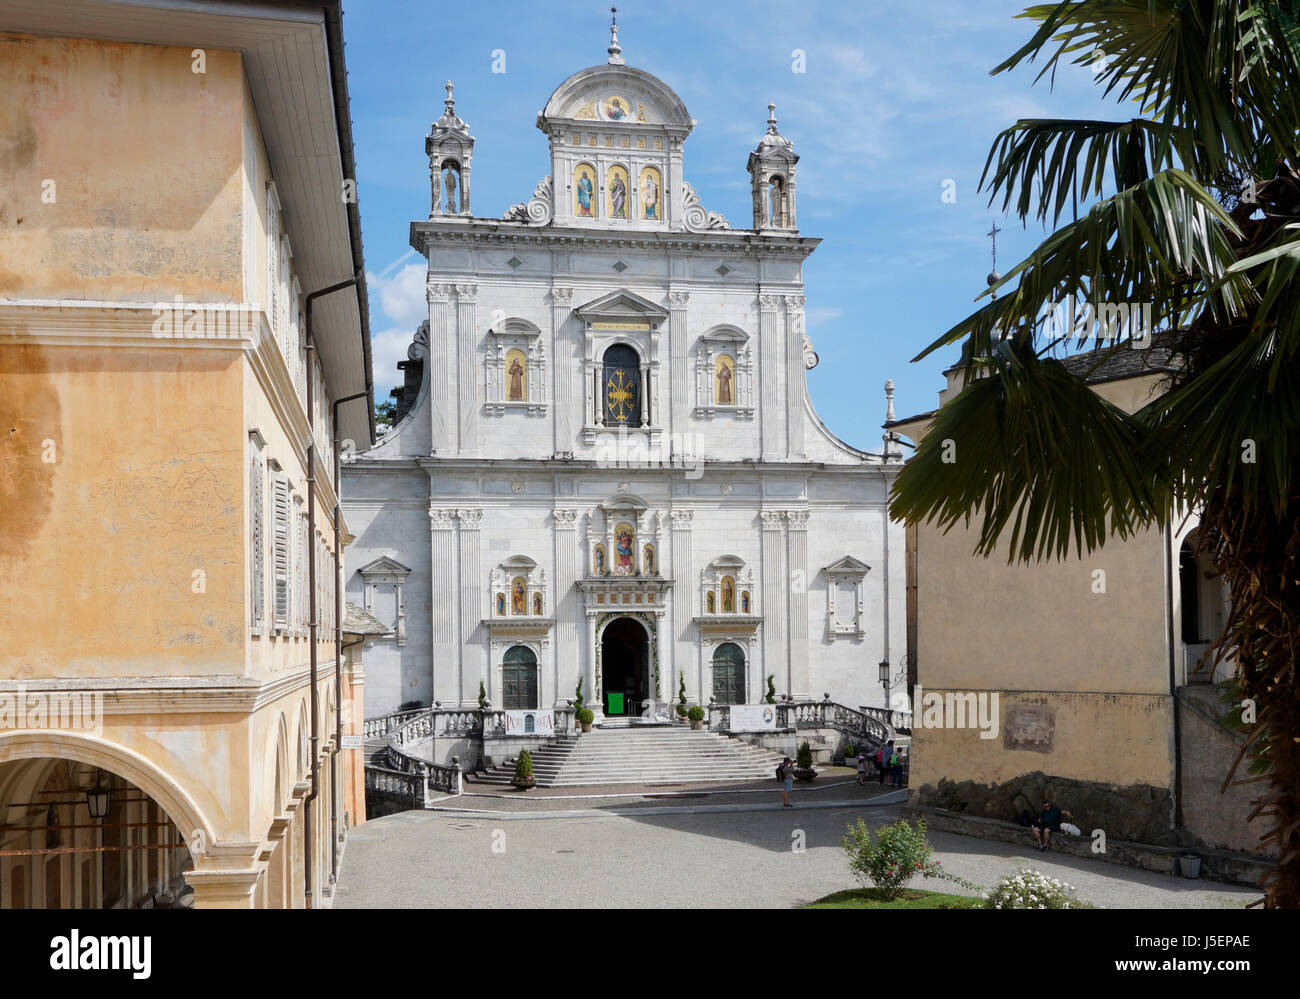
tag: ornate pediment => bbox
[824,555,871,579]
[357,556,411,580]
[574,289,669,325]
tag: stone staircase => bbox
[474,726,785,787]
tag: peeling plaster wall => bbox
[0,344,246,678]
[0,33,244,301]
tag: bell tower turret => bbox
[427,80,474,217]
[747,103,798,231]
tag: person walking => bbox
[889,745,903,786]
[856,750,868,786]
[780,757,795,807]
[877,740,894,785]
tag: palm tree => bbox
[890,0,1300,908]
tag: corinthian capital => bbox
[455,283,479,303]
[760,509,786,531]
[428,506,456,529]
[456,507,483,528]
[551,286,574,306]
[670,509,694,529]
[427,283,453,304]
[553,508,578,527]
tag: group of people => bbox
[856,740,905,787]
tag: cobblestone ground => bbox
[334,800,1262,909]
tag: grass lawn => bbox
[805,887,982,909]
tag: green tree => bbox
[375,396,397,428]
[891,0,1300,908]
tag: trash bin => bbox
[1180,853,1202,879]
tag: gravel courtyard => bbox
[333,798,1262,909]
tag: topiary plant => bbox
[688,704,705,722]
[795,739,816,778]
[675,703,689,718]
[575,674,584,709]
[512,749,534,789]
[478,680,488,709]
[678,671,687,708]
[765,674,777,704]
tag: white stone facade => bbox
[344,53,906,721]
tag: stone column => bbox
[669,290,689,443]
[785,295,806,458]
[455,283,478,455]
[553,508,578,706]
[760,509,787,696]
[758,294,783,460]
[786,509,810,699]
[456,507,483,706]
[551,286,574,454]
[427,283,453,452]
[670,509,694,702]
[429,506,458,705]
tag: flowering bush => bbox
[981,869,1092,909]
[841,817,952,900]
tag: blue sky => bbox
[344,0,1120,449]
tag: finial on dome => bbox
[986,220,1002,299]
[767,102,778,134]
[607,6,625,65]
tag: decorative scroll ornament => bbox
[802,333,819,370]
[681,182,731,232]
[503,176,554,224]
[409,319,430,362]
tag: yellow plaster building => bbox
[889,342,1268,863]
[0,0,375,908]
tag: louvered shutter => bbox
[273,477,290,629]
[250,450,265,631]
[267,194,278,336]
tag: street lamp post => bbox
[878,660,890,725]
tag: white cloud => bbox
[367,261,427,331]
[370,325,416,398]
[806,306,843,327]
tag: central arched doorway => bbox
[601,617,649,717]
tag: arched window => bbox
[602,344,641,426]
[502,646,539,709]
[712,643,746,704]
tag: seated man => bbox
[1031,800,1072,852]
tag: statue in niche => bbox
[741,590,750,614]
[533,592,543,616]
[768,177,782,225]
[643,545,655,575]
[594,544,606,576]
[706,591,716,614]
[443,165,459,213]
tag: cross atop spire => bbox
[986,221,1003,297]
[766,102,779,134]
[607,5,625,65]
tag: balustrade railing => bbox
[707,698,894,752]
[362,708,425,741]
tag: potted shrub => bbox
[687,704,706,730]
[511,749,535,790]
[576,707,594,733]
[794,739,818,781]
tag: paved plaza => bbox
[334,790,1262,909]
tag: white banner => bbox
[504,710,555,736]
[729,704,777,732]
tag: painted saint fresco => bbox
[714,354,735,405]
[741,590,750,614]
[496,592,506,616]
[614,523,636,575]
[575,164,595,217]
[722,576,735,613]
[639,166,661,220]
[505,348,527,401]
[511,577,526,614]
[607,165,629,219]
[533,592,543,616]
[706,591,716,614]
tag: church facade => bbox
[343,29,906,727]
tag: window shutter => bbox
[250,450,265,631]
[299,513,308,634]
[279,241,290,362]
[273,477,290,629]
